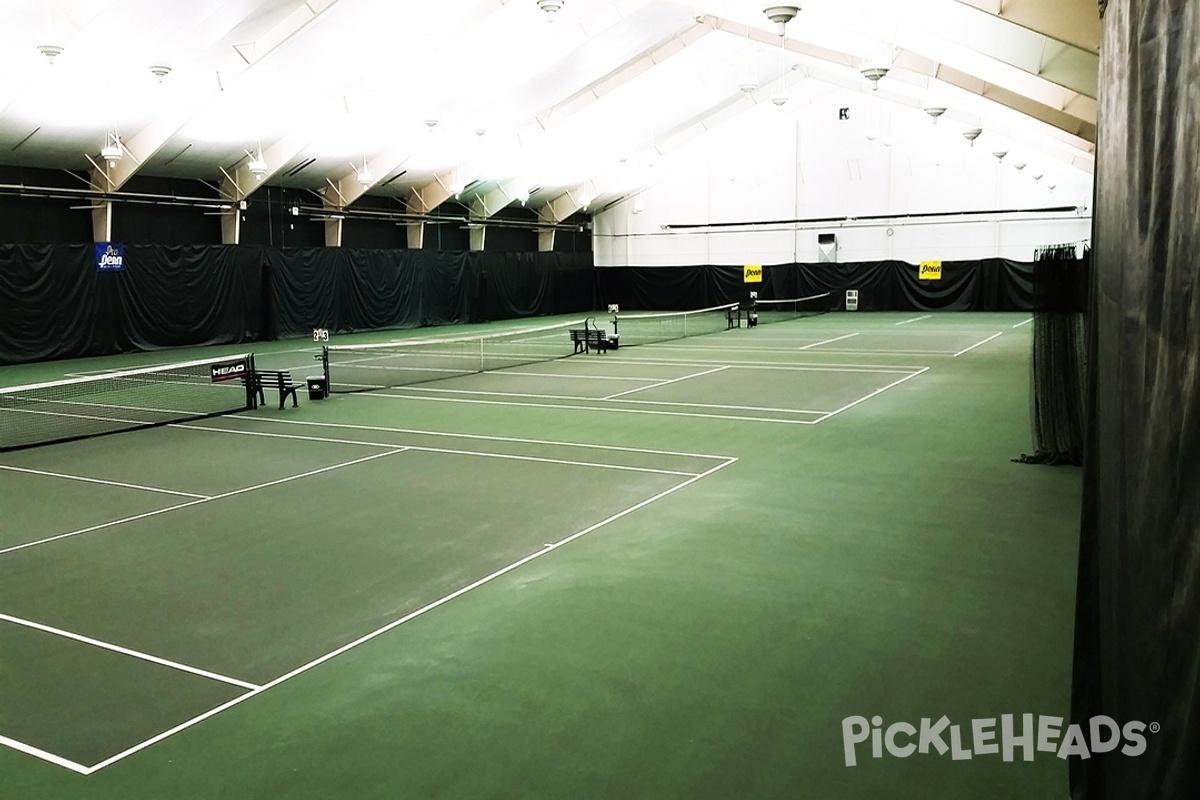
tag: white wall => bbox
[594,87,1093,266]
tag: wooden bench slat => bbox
[249,370,300,410]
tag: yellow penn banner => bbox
[744,264,763,283]
[919,261,943,281]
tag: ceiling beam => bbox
[405,13,717,219]
[710,16,1096,144]
[535,15,717,130]
[953,0,1101,55]
[89,0,343,193]
[469,179,531,220]
[219,132,312,202]
[900,5,1098,99]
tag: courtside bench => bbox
[568,326,617,354]
[251,369,300,409]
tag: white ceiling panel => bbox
[0,0,1099,221]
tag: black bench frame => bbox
[726,302,757,329]
[251,369,300,409]
[569,319,617,354]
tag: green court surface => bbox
[0,311,1080,799]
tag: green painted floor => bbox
[0,311,1080,799]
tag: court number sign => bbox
[744,265,763,283]
[919,261,943,281]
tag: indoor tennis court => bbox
[0,308,1079,795]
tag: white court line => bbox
[797,333,860,351]
[812,368,931,424]
[0,735,91,775]
[387,388,826,416]
[0,464,209,499]
[497,370,673,382]
[603,366,730,401]
[210,415,734,462]
[598,357,923,373]
[0,613,259,690]
[758,348,956,357]
[0,449,409,558]
[1013,318,1033,329]
[82,456,738,775]
[614,345,950,357]
[895,315,932,326]
[611,397,826,415]
[367,391,818,425]
[393,386,593,402]
[175,425,701,478]
[953,332,1004,357]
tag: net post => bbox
[320,346,330,391]
[246,353,259,410]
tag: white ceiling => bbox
[0,0,1100,223]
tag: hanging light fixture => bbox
[37,43,64,64]
[763,6,799,108]
[992,150,1008,163]
[247,145,268,180]
[38,2,64,65]
[860,60,890,90]
[354,157,373,186]
[923,105,947,124]
[961,127,983,146]
[100,130,122,169]
[762,6,800,36]
[148,63,172,83]
[537,0,564,18]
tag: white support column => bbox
[324,218,343,247]
[407,221,425,249]
[91,201,113,243]
[469,225,486,253]
[221,210,241,245]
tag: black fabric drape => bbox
[109,245,264,351]
[1071,2,1200,799]
[474,252,553,321]
[418,251,470,326]
[595,260,1035,312]
[0,244,262,365]
[0,245,96,363]
[465,252,595,321]
[0,246,592,365]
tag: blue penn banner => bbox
[95,242,125,272]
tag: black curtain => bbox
[1015,244,1089,465]
[1071,2,1200,799]
[0,244,263,365]
[267,249,456,337]
[471,252,596,321]
[595,260,1034,312]
[0,245,596,365]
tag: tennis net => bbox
[323,319,589,392]
[752,292,834,325]
[611,303,737,347]
[0,355,257,451]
